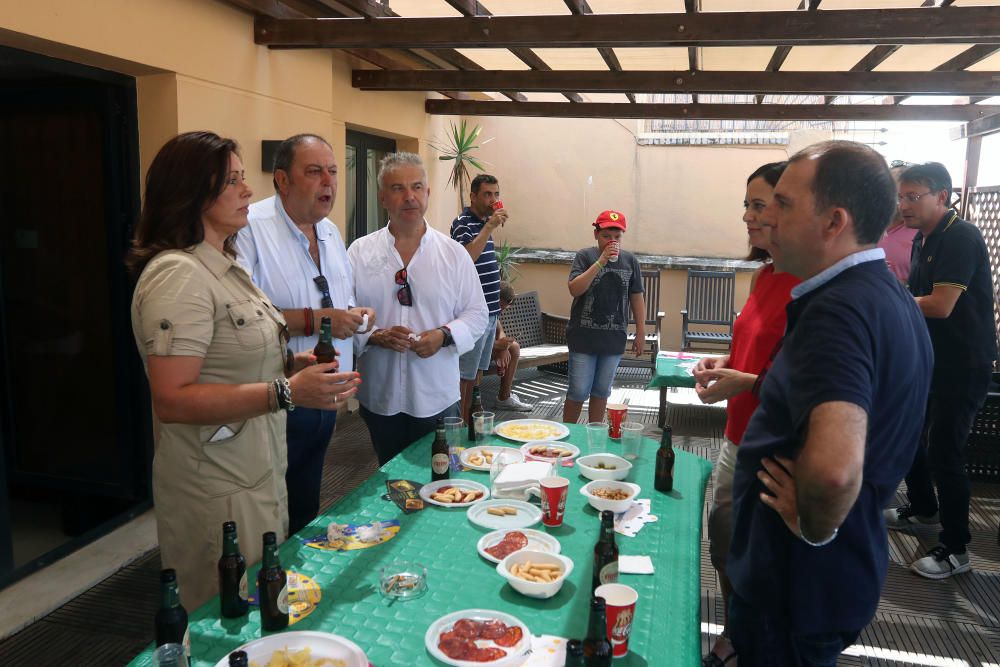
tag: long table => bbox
[128,424,711,666]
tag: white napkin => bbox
[619,555,655,574]
[518,635,569,665]
[492,461,553,500]
[611,499,658,537]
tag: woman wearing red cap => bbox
[563,210,646,423]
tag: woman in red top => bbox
[694,162,800,667]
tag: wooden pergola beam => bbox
[255,8,1000,49]
[442,0,583,103]
[355,70,1000,96]
[424,100,1000,121]
[757,0,820,104]
[562,0,635,103]
[954,112,1000,139]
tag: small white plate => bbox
[212,631,367,667]
[460,446,524,472]
[520,441,580,463]
[494,419,570,443]
[467,499,542,530]
[419,479,490,508]
[476,528,561,564]
[425,609,530,667]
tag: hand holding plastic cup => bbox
[620,422,644,460]
[586,422,608,454]
[606,404,628,439]
[608,239,620,263]
[539,476,570,527]
[594,583,638,657]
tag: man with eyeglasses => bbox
[236,133,375,535]
[451,174,533,416]
[348,152,488,465]
[883,162,997,579]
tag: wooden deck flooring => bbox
[2,367,999,665]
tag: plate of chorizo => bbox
[425,609,530,666]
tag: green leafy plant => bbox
[429,120,493,209]
[495,239,524,284]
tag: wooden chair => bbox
[498,290,569,372]
[622,270,664,368]
[681,269,736,350]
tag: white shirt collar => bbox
[791,248,886,300]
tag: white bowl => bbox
[576,454,632,481]
[579,480,641,514]
[497,549,574,599]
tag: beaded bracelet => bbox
[273,377,295,412]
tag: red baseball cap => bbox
[594,210,627,231]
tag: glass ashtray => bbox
[379,561,428,600]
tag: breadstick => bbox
[501,507,518,515]
[487,507,506,516]
[462,491,477,502]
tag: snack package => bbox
[386,479,425,513]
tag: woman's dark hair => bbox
[744,161,788,262]
[126,131,240,276]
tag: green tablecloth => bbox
[646,352,714,390]
[127,424,711,666]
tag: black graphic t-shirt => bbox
[566,246,644,354]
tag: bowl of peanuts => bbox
[579,480,641,514]
[497,550,574,599]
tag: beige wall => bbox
[448,115,787,259]
[516,262,754,352]
[1,0,453,238]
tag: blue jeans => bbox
[360,403,460,466]
[567,352,623,402]
[285,407,338,536]
[728,591,858,667]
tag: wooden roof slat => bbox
[895,44,1000,104]
[561,0,635,103]
[824,44,900,103]
[354,69,1000,96]
[442,0,583,102]
[756,0,818,103]
[252,7,1000,49]
[425,99,1000,120]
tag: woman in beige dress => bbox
[128,131,360,608]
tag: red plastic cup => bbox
[492,200,504,210]
[594,583,638,657]
[607,404,628,439]
[539,476,569,527]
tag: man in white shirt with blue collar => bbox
[237,133,374,535]
[349,152,488,465]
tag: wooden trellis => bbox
[967,185,1000,355]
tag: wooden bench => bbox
[498,290,569,371]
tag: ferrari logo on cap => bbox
[609,212,620,221]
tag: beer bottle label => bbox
[182,627,191,656]
[599,561,619,585]
[431,453,449,475]
[239,571,248,601]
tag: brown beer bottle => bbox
[468,386,483,442]
[655,425,675,493]
[591,509,619,593]
[218,521,248,618]
[313,316,337,364]
[431,418,450,482]
[581,596,613,666]
[257,532,289,632]
[563,639,585,666]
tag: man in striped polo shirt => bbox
[451,174,533,419]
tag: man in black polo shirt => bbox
[726,141,932,665]
[883,162,997,579]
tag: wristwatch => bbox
[438,325,455,347]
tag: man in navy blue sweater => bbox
[726,141,933,666]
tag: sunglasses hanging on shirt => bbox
[312,275,334,309]
[395,268,413,307]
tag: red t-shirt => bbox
[724,264,800,445]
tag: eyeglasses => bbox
[395,268,413,307]
[313,275,334,309]
[890,160,914,169]
[897,191,934,204]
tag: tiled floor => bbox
[2,367,1000,665]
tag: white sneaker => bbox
[495,394,533,412]
[910,544,971,580]
[883,505,939,531]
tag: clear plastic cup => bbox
[621,422,644,460]
[586,422,608,454]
